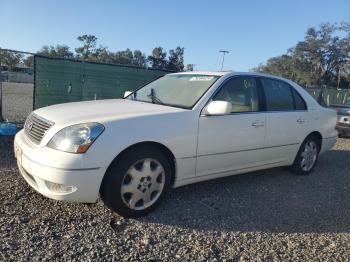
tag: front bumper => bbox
[14,130,107,203]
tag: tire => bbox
[290,135,320,175]
[100,146,172,218]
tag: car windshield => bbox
[345,100,350,106]
[126,74,221,109]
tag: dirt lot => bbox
[0,136,350,261]
[1,82,33,123]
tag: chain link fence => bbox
[0,49,34,124]
[1,49,350,125]
[306,87,350,106]
[0,49,172,124]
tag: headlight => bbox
[47,123,105,153]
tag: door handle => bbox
[297,118,306,124]
[252,121,265,127]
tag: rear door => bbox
[259,77,310,164]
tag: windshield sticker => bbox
[189,76,214,81]
[244,79,255,88]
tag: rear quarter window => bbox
[260,78,294,111]
[292,88,307,110]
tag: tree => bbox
[167,46,185,71]
[186,64,194,71]
[29,35,191,71]
[75,34,98,59]
[23,56,34,67]
[0,49,23,71]
[148,47,167,69]
[38,45,74,59]
[89,46,115,63]
[293,23,350,86]
[114,48,133,64]
[132,50,147,67]
[254,22,350,88]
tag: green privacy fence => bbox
[305,88,350,106]
[33,55,350,109]
[34,56,173,109]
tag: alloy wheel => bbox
[300,141,318,172]
[121,158,165,210]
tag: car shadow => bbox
[141,149,350,233]
[0,136,16,168]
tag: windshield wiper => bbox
[147,88,164,105]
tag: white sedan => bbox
[14,72,337,217]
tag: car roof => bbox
[168,71,291,81]
[168,71,228,76]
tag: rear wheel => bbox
[100,146,171,218]
[290,136,320,175]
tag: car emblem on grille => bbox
[27,121,34,131]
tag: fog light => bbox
[45,181,77,193]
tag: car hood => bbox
[34,99,185,125]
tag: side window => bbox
[213,77,259,113]
[261,78,294,111]
[292,89,307,110]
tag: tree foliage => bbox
[186,64,195,71]
[88,46,114,63]
[132,50,147,67]
[168,47,185,71]
[0,49,23,70]
[114,48,134,65]
[38,45,74,59]
[23,56,34,67]
[148,47,167,69]
[0,35,190,71]
[75,34,98,59]
[254,22,350,88]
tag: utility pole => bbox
[219,50,229,71]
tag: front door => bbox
[196,76,266,177]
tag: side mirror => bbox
[124,91,132,98]
[202,101,232,116]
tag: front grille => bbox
[24,113,54,144]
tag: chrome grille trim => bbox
[24,113,54,144]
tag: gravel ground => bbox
[1,82,33,123]
[0,136,350,261]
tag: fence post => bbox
[0,64,3,122]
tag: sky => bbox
[0,0,349,71]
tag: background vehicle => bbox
[14,72,338,217]
[330,100,350,137]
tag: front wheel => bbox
[100,147,172,218]
[290,136,320,175]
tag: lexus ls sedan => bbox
[14,72,338,217]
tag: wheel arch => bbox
[307,131,323,151]
[289,131,323,175]
[104,141,177,186]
